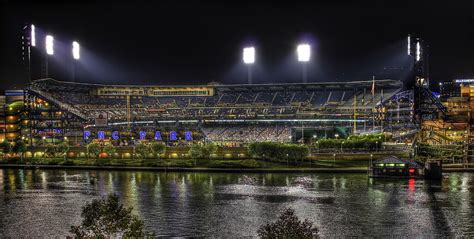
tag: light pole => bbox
[333,153,336,165]
[243,47,255,84]
[341,141,345,153]
[297,44,310,83]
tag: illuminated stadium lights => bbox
[416,41,421,62]
[243,46,255,84]
[72,41,80,60]
[407,35,410,55]
[297,44,310,62]
[31,24,36,47]
[45,35,54,55]
[243,47,255,64]
[297,43,310,83]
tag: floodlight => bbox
[72,41,80,60]
[243,47,255,64]
[45,35,54,55]
[31,24,36,47]
[416,41,420,62]
[407,35,410,55]
[297,44,310,62]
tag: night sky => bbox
[1,0,473,92]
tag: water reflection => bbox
[0,169,473,237]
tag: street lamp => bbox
[243,47,255,84]
[297,43,310,83]
[335,133,339,139]
[341,141,345,153]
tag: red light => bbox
[409,168,415,173]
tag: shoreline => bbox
[0,164,472,173]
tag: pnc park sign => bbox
[83,131,193,141]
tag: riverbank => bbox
[0,164,472,173]
[0,164,367,173]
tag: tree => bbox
[70,194,153,238]
[135,143,150,159]
[203,143,217,159]
[12,140,27,162]
[258,208,318,239]
[103,144,117,159]
[189,144,204,159]
[86,143,101,159]
[57,142,70,160]
[188,143,218,159]
[0,140,11,155]
[45,144,57,158]
[149,142,166,159]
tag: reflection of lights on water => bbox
[408,178,415,192]
[19,170,25,189]
[41,171,47,189]
[461,175,470,193]
[340,177,346,189]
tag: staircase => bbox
[27,87,88,120]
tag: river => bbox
[0,169,472,237]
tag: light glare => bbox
[297,44,311,62]
[45,35,54,55]
[72,41,80,60]
[243,47,255,64]
[31,24,36,47]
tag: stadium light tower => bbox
[243,47,255,84]
[297,43,310,83]
[72,41,80,60]
[31,24,36,47]
[43,35,54,78]
[45,35,54,55]
[72,41,80,82]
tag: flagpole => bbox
[380,88,384,132]
[372,76,375,132]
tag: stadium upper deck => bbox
[26,78,403,124]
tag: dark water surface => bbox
[0,169,473,238]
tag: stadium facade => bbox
[3,78,407,146]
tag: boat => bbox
[369,155,442,179]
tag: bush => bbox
[258,208,318,239]
[248,142,309,162]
